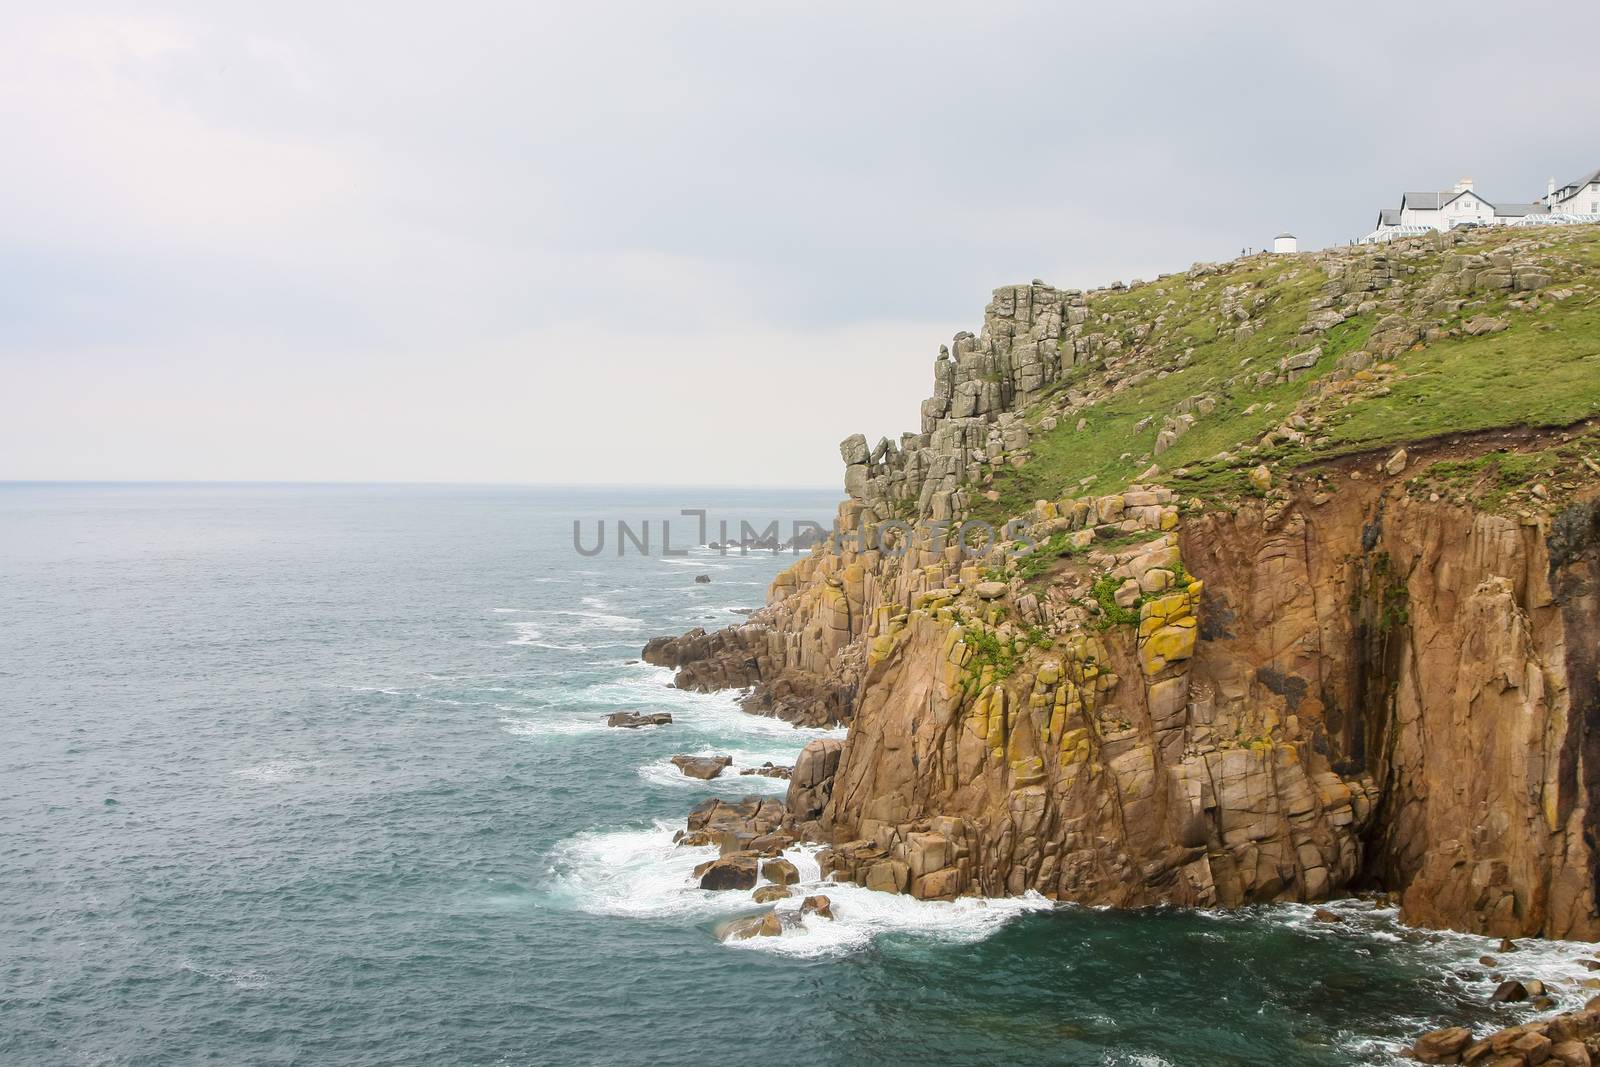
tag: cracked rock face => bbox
[649,473,1600,937]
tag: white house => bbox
[1367,177,1550,241]
[1544,169,1600,215]
[1359,167,1600,242]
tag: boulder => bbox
[739,762,792,780]
[1509,1032,1552,1063]
[605,711,672,729]
[1490,980,1528,1003]
[1248,465,1272,492]
[863,859,911,894]
[672,754,733,780]
[1282,346,1323,372]
[698,855,758,891]
[694,574,711,584]
[1385,448,1408,476]
[719,910,784,940]
[1412,1026,1473,1063]
[752,885,791,903]
[1312,907,1344,924]
[975,581,1009,600]
[801,894,834,920]
[1551,1041,1591,1066]
[761,858,800,886]
[1464,315,1509,336]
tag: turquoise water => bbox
[0,484,1588,1066]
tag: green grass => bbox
[970,226,1600,522]
[1091,574,1142,627]
[975,256,1355,520]
[1324,305,1600,451]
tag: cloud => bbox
[2,1,1597,482]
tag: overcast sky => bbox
[4,2,1597,486]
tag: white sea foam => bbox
[233,759,314,783]
[546,827,1050,958]
[575,665,848,743]
[1221,899,1600,1020]
[498,715,613,738]
[505,622,546,646]
[636,748,796,793]
[178,958,272,990]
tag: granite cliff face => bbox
[646,225,1600,940]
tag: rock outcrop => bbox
[647,225,1600,942]
[1412,997,1600,1064]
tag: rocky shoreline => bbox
[639,226,1600,1049]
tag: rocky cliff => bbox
[645,224,1600,941]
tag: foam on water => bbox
[233,759,315,783]
[499,715,612,738]
[545,828,1051,958]
[636,748,797,793]
[567,665,847,743]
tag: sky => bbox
[3,2,1597,486]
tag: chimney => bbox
[1548,176,1557,198]
[1454,177,1474,193]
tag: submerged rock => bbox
[739,762,792,780]
[605,711,672,729]
[1490,980,1529,1003]
[800,895,834,920]
[717,910,783,940]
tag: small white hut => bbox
[1273,232,1298,254]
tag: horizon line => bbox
[0,477,845,492]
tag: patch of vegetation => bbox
[960,624,1026,697]
[1325,305,1600,453]
[1016,531,1078,582]
[1091,574,1142,627]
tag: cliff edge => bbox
[645,224,1600,941]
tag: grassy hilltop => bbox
[972,225,1600,522]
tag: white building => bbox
[1544,169,1600,215]
[1365,177,1550,242]
[1273,232,1298,253]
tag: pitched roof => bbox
[1493,202,1549,218]
[1403,188,1495,211]
[1378,208,1401,226]
[1555,168,1600,196]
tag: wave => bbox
[498,715,614,739]
[1200,897,1600,1059]
[544,825,1050,958]
[178,958,272,991]
[635,749,796,793]
[576,665,846,734]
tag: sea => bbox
[1,482,1593,1066]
